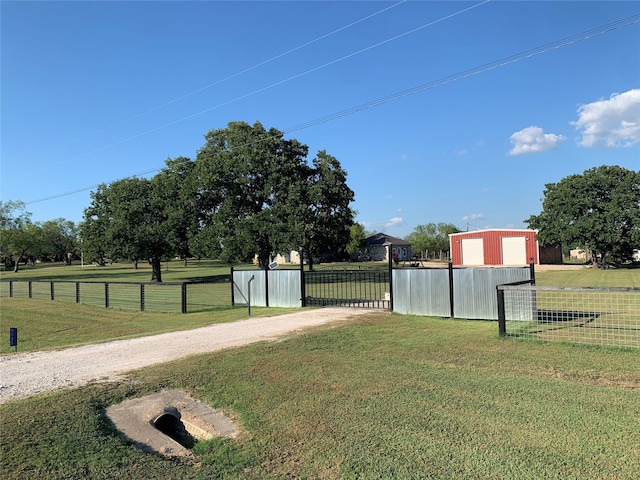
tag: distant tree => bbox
[406,223,460,259]
[0,200,40,272]
[192,121,354,269]
[346,223,367,258]
[525,165,640,264]
[40,219,78,264]
[80,187,112,267]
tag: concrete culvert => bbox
[106,390,238,458]
[153,410,196,449]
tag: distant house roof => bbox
[365,233,411,246]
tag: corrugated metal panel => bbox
[268,270,302,307]
[392,266,530,319]
[393,269,450,316]
[233,270,267,306]
[453,267,531,319]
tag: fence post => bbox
[50,281,55,301]
[497,286,506,337]
[264,268,270,307]
[9,280,13,298]
[105,283,109,309]
[75,282,80,303]
[140,284,145,311]
[230,267,235,306]
[529,259,536,285]
[448,261,455,318]
[300,249,306,307]
[28,281,33,299]
[387,246,393,311]
[181,283,187,314]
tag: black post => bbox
[264,268,270,307]
[529,259,536,285]
[248,275,255,316]
[9,281,13,298]
[28,281,32,299]
[230,267,235,306]
[75,282,80,303]
[140,284,145,311]
[497,286,506,337]
[181,283,187,314]
[300,249,306,307]
[50,281,55,301]
[529,258,538,321]
[387,245,393,310]
[448,261,455,318]
[105,283,109,309]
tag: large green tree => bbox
[406,223,460,260]
[296,150,355,268]
[525,165,640,264]
[192,121,354,268]
[153,156,199,266]
[82,177,174,281]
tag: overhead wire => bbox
[28,0,410,158]
[29,0,491,171]
[23,12,640,206]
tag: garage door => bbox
[501,236,526,265]
[461,238,484,265]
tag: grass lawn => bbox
[0,259,238,283]
[535,265,640,287]
[1,312,639,479]
[0,298,297,354]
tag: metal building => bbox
[449,229,558,266]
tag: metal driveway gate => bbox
[303,267,391,309]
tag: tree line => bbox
[1,201,79,272]
[2,126,638,277]
[2,122,357,281]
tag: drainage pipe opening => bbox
[153,412,196,449]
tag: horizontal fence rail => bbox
[497,284,640,348]
[304,269,390,309]
[0,279,232,313]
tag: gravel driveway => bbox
[0,307,374,405]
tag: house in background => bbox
[449,229,562,266]
[363,233,412,262]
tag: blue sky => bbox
[2,1,639,238]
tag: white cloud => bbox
[509,126,565,155]
[462,213,484,222]
[362,217,405,232]
[573,89,640,148]
[384,217,405,229]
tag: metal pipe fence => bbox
[0,279,232,313]
[497,284,640,348]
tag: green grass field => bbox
[1,263,639,479]
[1,312,639,479]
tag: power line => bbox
[24,13,639,207]
[25,0,410,161]
[284,14,640,132]
[31,0,491,171]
